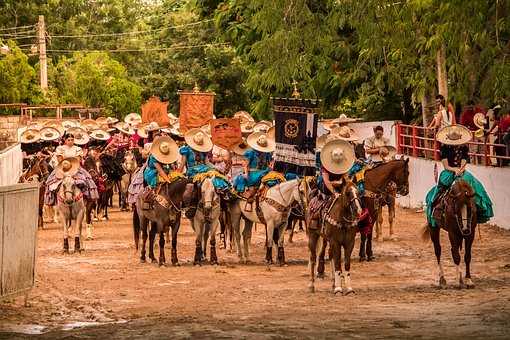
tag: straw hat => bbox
[89,129,111,141]
[232,138,251,156]
[473,113,487,129]
[81,119,100,132]
[267,126,275,141]
[20,129,41,144]
[247,131,275,153]
[106,117,119,125]
[372,145,397,162]
[316,133,340,151]
[124,113,142,126]
[184,128,213,153]
[241,121,256,134]
[323,114,359,131]
[62,120,78,130]
[137,122,160,139]
[436,125,472,146]
[43,121,65,135]
[27,123,43,131]
[331,126,359,142]
[67,127,90,145]
[168,112,178,123]
[150,136,179,164]
[234,111,255,125]
[56,157,80,179]
[39,127,61,141]
[115,122,136,135]
[320,139,355,174]
[96,117,108,125]
[253,121,272,133]
[201,124,211,137]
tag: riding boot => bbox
[74,236,81,253]
[63,238,69,254]
[277,246,286,266]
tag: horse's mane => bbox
[451,179,475,197]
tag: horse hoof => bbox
[308,286,315,293]
[343,288,355,295]
[439,276,447,288]
[140,259,146,264]
[334,288,343,295]
[317,273,325,280]
[359,257,367,263]
[172,262,181,267]
[151,259,158,264]
[367,256,375,262]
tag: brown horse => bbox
[359,159,409,261]
[422,179,477,288]
[20,156,50,229]
[307,179,362,294]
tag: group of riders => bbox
[18,102,494,274]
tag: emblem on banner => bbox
[284,119,299,139]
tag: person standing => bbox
[364,125,390,162]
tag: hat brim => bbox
[184,128,213,153]
[232,139,250,156]
[90,129,111,141]
[20,129,41,144]
[320,139,355,174]
[40,127,61,141]
[436,125,472,145]
[247,131,275,153]
[56,157,80,179]
[150,136,179,164]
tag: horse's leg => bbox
[376,206,383,241]
[448,231,463,288]
[265,222,275,265]
[308,230,319,293]
[148,222,157,263]
[193,217,203,266]
[359,234,367,262]
[210,218,219,265]
[288,216,295,244]
[86,201,94,240]
[343,229,357,295]
[388,198,396,240]
[140,219,148,263]
[330,241,342,294]
[366,232,375,261]
[158,229,166,266]
[430,227,446,287]
[133,208,140,251]
[231,204,243,262]
[242,218,253,263]
[171,215,180,266]
[317,237,327,279]
[464,232,475,288]
[62,210,69,254]
[277,222,287,266]
[74,205,84,253]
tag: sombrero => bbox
[89,129,111,141]
[473,113,487,129]
[436,125,472,146]
[95,116,108,125]
[323,114,359,131]
[124,113,142,126]
[316,133,340,151]
[168,112,178,123]
[39,127,61,141]
[81,119,100,132]
[247,131,275,153]
[372,145,397,162]
[26,123,43,131]
[56,157,80,179]
[184,128,213,153]
[137,122,160,139]
[20,129,41,144]
[150,136,179,164]
[67,127,90,145]
[234,111,255,125]
[43,121,65,135]
[232,138,250,156]
[253,121,272,133]
[241,121,256,134]
[105,117,119,125]
[61,120,78,130]
[320,139,355,175]
[201,124,212,137]
[331,126,359,142]
[115,122,136,135]
[267,126,275,141]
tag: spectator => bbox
[364,125,390,162]
[460,100,477,131]
[428,95,456,129]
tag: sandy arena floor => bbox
[1,206,510,339]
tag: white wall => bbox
[0,143,23,186]
[397,157,510,230]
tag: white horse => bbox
[230,178,308,265]
[191,177,221,265]
[57,176,86,253]
[120,150,138,211]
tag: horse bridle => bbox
[446,179,473,236]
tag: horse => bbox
[120,150,138,211]
[308,180,362,294]
[57,176,86,253]
[82,155,102,239]
[97,153,121,220]
[229,178,309,265]
[191,177,221,265]
[422,179,477,288]
[134,178,190,266]
[20,156,51,229]
[359,159,410,261]
[287,205,305,243]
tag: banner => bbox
[210,118,242,150]
[179,91,215,132]
[272,97,320,176]
[141,96,170,127]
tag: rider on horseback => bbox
[426,125,494,228]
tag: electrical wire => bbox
[0,30,36,37]
[32,42,230,53]
[0,25,35,32]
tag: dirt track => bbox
[1,207,510,339]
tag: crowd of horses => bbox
[20,152,481,293]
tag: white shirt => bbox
[364,136,390,161]
[55,145,83,159]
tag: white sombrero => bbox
[267,126,275,141]
[105,117,119,125]
[253,120,272,133]
[232,138,251,156]
[62,120,78,130]
[184,128,213,153]
[115,122,136,135]
[56,157,80,179]
[26,123,43,131]
[124,113,142,126]
[436,125,472,146]
[330,125,359,142]
[20,129,41,144]
[372,145,397,162]
[137,122,161,139]
[473,113,487,129]
[201,124,212,137]
[81,119,100,132]
[39,127,61,141]
[234,111,255,125]
[247,131,275,153]
[241,121,256,135]
[316,133,340,151]
[67,127,90,145]
[320,139,355,175]
[323,114,359,131]
[168,112,179,123]
[95,116,108,125]
[89,129,111,141]
[150,136,179,164]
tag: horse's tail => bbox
[421,224,430,243]
[133,208,140,250]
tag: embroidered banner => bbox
[210,118,242,150]
[272,97,320,176]
[179,91,215,133]
[141,96,170,127]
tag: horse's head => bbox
[449,179,476,235]
[200,177,218,218]
[60,175,81,205]
[294,177,317,211]
[392,158,410,196]
[342,180,363,220]
[123,150,138,173]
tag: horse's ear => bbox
[404,157,409,164]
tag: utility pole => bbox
[37,15,48,92]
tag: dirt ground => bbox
[1,206,510,339]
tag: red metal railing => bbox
[395,123,510,167]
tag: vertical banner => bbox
[179,90,215,133]
[141,96,170,127]
[272,97,320,176]
[210,118,242,150]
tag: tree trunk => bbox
[436,43,448,100]
[421,91,435,127]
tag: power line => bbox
[48,19,214,39]
[38,42,230,53]
[0,30,36,37]
[0,35,37,40]
[0,24,35,32]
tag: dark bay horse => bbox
[20,156,51,229]
[134,178,190,266]
[307,180,362,294]
[359,159,409,261]
[422,179,477,288]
